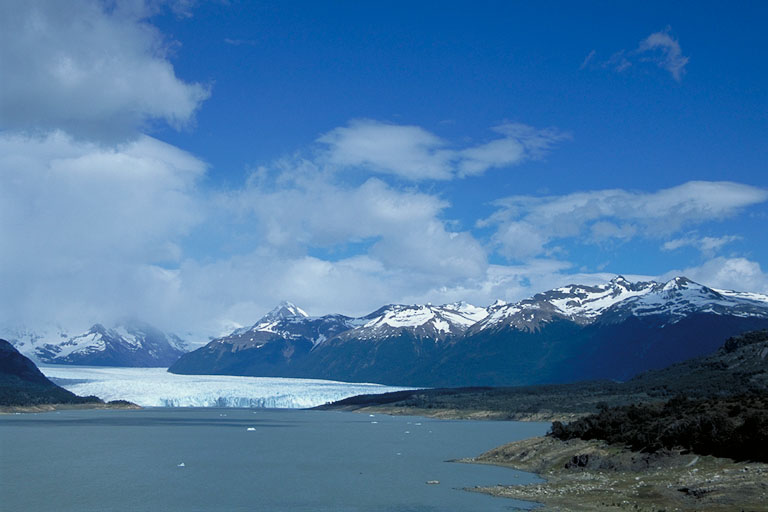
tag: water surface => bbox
[1,408,547,511]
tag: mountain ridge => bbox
[169,276,768,385]
[4,320,188,367]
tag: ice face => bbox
[40,366,412,408]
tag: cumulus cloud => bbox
[227,161,489,282]
[317,120,454,180]
[457,123,568,177]
[317,119,567,181]
[669,257,768,294]
[0,128,494,337]
[0,0,210,139]
[637,28,689,82]
[482,181,768,261]
[0,131,206,329]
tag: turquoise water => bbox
[0,408,547,511]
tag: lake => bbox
[1,408,547,511]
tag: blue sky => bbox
[1,0,766,336]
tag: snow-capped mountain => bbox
[334,302,488,342]
[211,301,357,349]
[168,302,360,376]
[7,320,188,367]
[169,300,489,376]
[172,276,768,386]
[474,276,768,333]
[0,324,74,362]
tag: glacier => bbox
[40,366,412,408]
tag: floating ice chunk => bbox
[246,427,256,431]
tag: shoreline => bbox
[0,401,141,414]
[459,436,768,511]
[317,404,588,423]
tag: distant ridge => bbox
[4,320,188,367]
[170,276,768,386]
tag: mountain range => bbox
[169,276,768,386]
[3,320,188,367]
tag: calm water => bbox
[0,408,547,511]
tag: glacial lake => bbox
[1,408,547,511]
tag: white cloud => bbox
[668,257,768,294]
[662,234,741,255]
[457,123,568,177]
[317,119,566,181]
[637,28,689,82]
[483,181,768,262]
[317,120,454,180]
[227,162,489,282]
[0,131,206,329]
[0,0,210,139]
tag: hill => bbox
[0,339,136,411]
[317,330,768,420]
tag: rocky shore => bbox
[460,436,768,511]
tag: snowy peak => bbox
[31,321,188,366]
[0,324,72,361]
[215,305,355,350]
[210,300,488,351]
[474,275,768,333]
[544,278,658,321]
[603,277,768,322]
[661,276,693,291]
[240,302,313,335]
[345,302,489,340]
[261,301,309,322]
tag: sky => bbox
[1,0,767,338]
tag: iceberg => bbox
[40,366,412,408]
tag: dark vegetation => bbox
[320,330,768,421]
[549,393,768,463]
[0,339,102,407]
[316,382,632,418]
[543,330,768,462]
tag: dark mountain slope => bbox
[318,330,768,419]
[0,339,101,407]
[170,277,768,387]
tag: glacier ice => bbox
[40,366,412,408]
